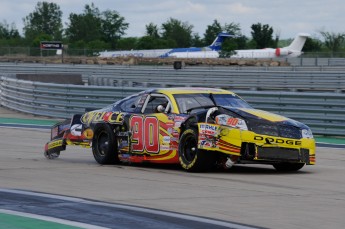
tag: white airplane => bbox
[231,33,310,58]
[169,33,310,59]
[98,33,234,58]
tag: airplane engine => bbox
[275,48,289,57]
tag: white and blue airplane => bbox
[99,33,309,59]
[98,33,234,58]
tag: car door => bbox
[128,94,179,162]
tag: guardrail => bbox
[89,69,345,93]
[1,62,345,75]
[1,63,345,93]
[1,76,344,136]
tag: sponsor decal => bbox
[174,121,183,128]
[199,123,218,135]
[163,136,171,143]
[168,114,175,120]
[254,136,302,146]
[199,140,213,147]
[81,111,124,125]
[116,131,129,137]
[174,116,187,122]
[118,140,129,149]
[48,139,63,150]
[160,145,170,151]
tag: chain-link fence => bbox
[0,47,103,57]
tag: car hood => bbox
[222,106,308,129]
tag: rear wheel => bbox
[92,124,119,165]
[273,163,305,172]
[44,151,60,159]
[178,127,215,172]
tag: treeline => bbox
[1,1,345,55]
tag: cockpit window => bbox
[174,93,251,113]
[174,94,213,114]
[119,95,142,112]
[212,94,252,108]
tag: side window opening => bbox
[143,95,170,114]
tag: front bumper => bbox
[197,123,316,165]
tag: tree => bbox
[204,19,223,46]
[161,18,193,47]
[223,22,241,36]
[23,1,63,41]
[233,35,248,49]
[66,3,128,49]
[302,37,322,52]
[219,39,238,58]
[117,37,138,50]
[319,31,345,54]
[220,34,249,57]
[65,3,102,43]
[191,33,203,47]
[101,9,129,49]
[0,21,20,39]
[204,20,247,54]
[145,23,160,38]
[136,36,175,50]
[250,23,275,48]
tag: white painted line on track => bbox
[0,209,110,229]
[0,125,50,132]
[0,189,259,229]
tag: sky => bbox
[1,0,344,40]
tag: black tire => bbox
[92,124,119,165]
[178,127,215,172]
[44,151,60,159]
[273,163,305,172]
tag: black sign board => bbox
[40,41,63,50]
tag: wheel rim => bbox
[97,131,109,156]
[183,134,197,163]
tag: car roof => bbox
[148,87,235,95]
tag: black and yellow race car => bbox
[45,88,315,172]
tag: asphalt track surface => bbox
[1,127,345,229]
[1,105,345,228]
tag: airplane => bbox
[169,33,310,58]
[98,33,234,58]
[230,33,310,58]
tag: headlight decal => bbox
[302,129,314,139]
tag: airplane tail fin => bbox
[287,33,310,51]
[209,33,235,51]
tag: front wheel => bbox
[273,163,305,172]
[178,127,215,172]
[92,124,119,165]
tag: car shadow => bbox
[112,162,312,175]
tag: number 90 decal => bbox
[130,115,159,154]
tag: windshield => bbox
[174,93,252,113]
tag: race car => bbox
[44,87,315,172]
